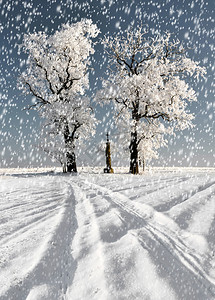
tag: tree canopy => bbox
[19,19,99,172]
[96,25,206,173]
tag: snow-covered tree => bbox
[19,19,99,172]
[97,25,206,174]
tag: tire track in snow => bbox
[0,208,61,251]
[0,179,78,300]
[89,173,189,196]
[128,176,190,202]
[150,177,215,212]
[115,175,188,193]
[0,187,65,245]
[72,180,177,299]
[0,192,63,215]
[155,178,215,212]
[167,182,215,278]
[66,181,108,300]
[94,175,214,213]
[80,178,215,299]
[168,183,215,230]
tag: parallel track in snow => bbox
[75,177,215,299]
[0,172,215,299]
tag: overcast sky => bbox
[0,0,214,168]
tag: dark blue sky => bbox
[0,0,214,168]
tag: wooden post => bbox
[104,132,114,173]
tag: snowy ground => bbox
[0,168,215,300]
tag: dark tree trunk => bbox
[129,130,139,174]
[142,157,145,172]
[63,120,77,173]
[66,152,77,173]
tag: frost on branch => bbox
[97,25,206,174]
[18,19,99,172]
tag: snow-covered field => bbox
[0,168,215,300]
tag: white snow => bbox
[0,168,215,299]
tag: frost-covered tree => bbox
[97,25,206,174]
[19,19,99,172]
